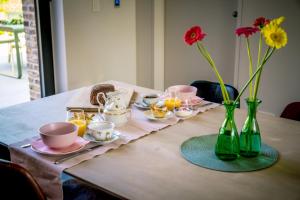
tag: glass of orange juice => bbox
[165,98,181,111]
[164,89,182,111]
[66,109,87,137]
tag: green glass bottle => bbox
[215,101,240,161]
[240,98,262,157]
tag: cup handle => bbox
[96,92,105,110]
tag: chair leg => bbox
[14,32,22,79]
[8,43,12,63]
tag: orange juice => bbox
[165,98,181,110]
[84,113,95,125]
[150,104,168,118]
[69,119,87,137]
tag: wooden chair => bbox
[280,102,300,121]
[190,80,240,107]
[0,159,46,200]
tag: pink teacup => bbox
[39,122,78,149]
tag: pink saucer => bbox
[31,137,89,156]
[182,96,204,106]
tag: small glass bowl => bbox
[174,107,193,118]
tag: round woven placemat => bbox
[181,134,279,172]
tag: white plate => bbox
[133,101,150,109]
[83,131,120,144]
[31,137,89,156]
[143,110,174,121]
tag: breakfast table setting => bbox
[1,15,299,200]
[0,80,300,200]
[0,80,217,199]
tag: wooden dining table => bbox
[0,81,300,200]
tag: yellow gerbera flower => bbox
[262,25,287,49]
[271,16,285,26]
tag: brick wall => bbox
[22,0,41,100]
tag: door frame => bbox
[35,0,55,97]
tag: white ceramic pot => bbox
[102,109,131,127]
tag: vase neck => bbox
[245,98,262,118]
[223,101,237,119]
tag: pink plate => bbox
[31,137,89,156]
[182,96,204,106]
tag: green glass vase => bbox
[240,98,262,157]
[215,101,240,161]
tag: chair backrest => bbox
[191,80,239,106]
[0,159,46,200]
[280,102,300,121]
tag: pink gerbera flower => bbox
[253,17,270,29]
[235,27,259,38]
[184,26,206,45]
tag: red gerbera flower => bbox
[184,26,206,45]
[235,27,259,38]
[253,17,270,28]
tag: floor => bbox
[0,43,30,109]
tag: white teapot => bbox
[96,89,130,127]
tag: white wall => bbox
[62,0,238,91]
[164,0,238,88]
[63,0,136,89]
[236,0,300,116]
[136,0,154,88]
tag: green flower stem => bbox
[253,47,274,99]
[257,33,262,70]
[205,51,230,102]
[234,47,275,105]
[253,47,270,98]
[253,33,262,99]
[196,42,230,102]
[198,43,230,102]
[196,43,214,66]
[246,38,254,99]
